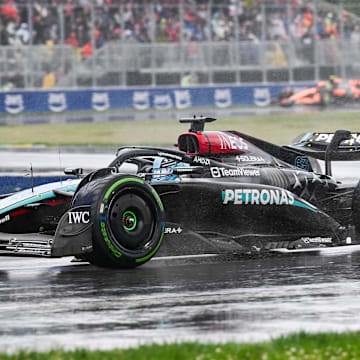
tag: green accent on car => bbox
[152,189,164,211]
[293,200,318,213]
[104,178,144,202]
[123,210,137,231]
[100,221,122,258]
[136,231,164,263]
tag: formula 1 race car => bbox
[279,78,360,107]
[1,116,360,268]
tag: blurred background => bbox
[0,0,359,90]
[0,0,360,132]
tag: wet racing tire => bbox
[72,174,165,268]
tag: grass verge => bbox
[1,332,360,360]
[1,110,360,147]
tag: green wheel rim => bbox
[122,210,137,231]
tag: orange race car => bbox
[279,77,360,107]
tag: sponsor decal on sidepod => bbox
[211,167,260,178]
[236,155,265,163]
[223,189,294,205]
[193,156,210,166]
[222,188,318,212]
[295,156,310,171]
[301,237,332,244]
[164,227,183,234]
[0,214,10,224]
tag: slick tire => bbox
[72,174,165,268]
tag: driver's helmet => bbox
[279,87,293,100]
[329,75,336,84]
[151,157,190,182]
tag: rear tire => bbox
[72,175,165,268]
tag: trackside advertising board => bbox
[0,85,312,115]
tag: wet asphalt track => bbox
[1,107,360,352]
[1,251,360,352]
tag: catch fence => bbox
[1,1,360,89]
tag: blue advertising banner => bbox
[0,84,313,115]
[0,176,75,194]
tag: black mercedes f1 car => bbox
[1,116,360,268]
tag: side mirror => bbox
[64,168,84,177]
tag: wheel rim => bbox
[122,210,137,231]
[107,191,156,251]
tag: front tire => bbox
[72,175,165,268]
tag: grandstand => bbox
[0,0,360,89]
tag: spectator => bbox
[65,31,79,47]
[80,29,102,57]
[165,17,180,42]
[156,18,168,42]
[0,23,9,45]
[15,22,29,44]
[268,14,287,40]
[351,25,360,42]
[42,68,55,88]
[81,41,92,56]
[212,8,234,41]
[2,79,14,91]
[181,71,197,86]
[1,0,19,22]
[0,0,359,49]
[6,21,17,45]
[94,28,104,48]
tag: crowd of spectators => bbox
[0,0,359,90]
[0,0,360,50]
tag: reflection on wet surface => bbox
[0,252,360,352]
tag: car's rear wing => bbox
[292,132,360,152]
